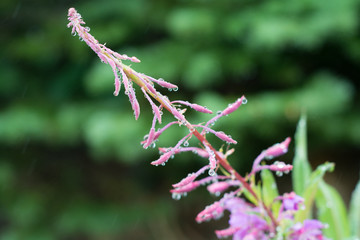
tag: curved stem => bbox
[124,63,278,230]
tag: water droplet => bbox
[276,161,285,169]
[183,141,189,147]
[85,26,90,32]
[276,171,283,177]
[216,111,222,115]
[173,87,178,91]
[215,192,221,197]
[79,37,83,41]
[161,162,166,166]
[208,169,216,176]
[71,31,77,36]
[242,97,248,104]
[189,128,195,133]
[172,193,181,200]
[168,88,172,92]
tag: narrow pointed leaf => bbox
[292,115,312,195]
[349,173,360,238]
[316,181,350,240]
[261,169,281,217]
[295,162,334,222]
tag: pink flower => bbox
[289,220,329,240]
[282,192,304,211]
[217,197,270,239]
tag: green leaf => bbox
[261,169,281,217]
[316,181,350,240]
[295,162,334,222]
[349,173,360,238]
[292,115,312,195]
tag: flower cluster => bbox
[68,8,329,240]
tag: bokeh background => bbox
[1,0,360,239]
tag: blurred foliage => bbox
[0,0,359,239]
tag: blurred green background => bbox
[1,0,359,239]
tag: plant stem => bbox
[123,63,278,231]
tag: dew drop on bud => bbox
[242,97,248,104]
[276,171,283,177]
[208,169,216,176]
[71,31,77,36]
[85,27,90,32]
[172,193,181,200]
[161,162,166,166]
[216,111,222,115]
[184,141,189,147]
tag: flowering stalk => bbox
[67,8,329,239]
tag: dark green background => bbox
[0,0,359,239]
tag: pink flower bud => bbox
[128,88,140,120]
[264,137,291,159]
[192,148,209,158]
[130,56,141,63]
[170,181,200,194]
[269,161,293,172]
[173,165,209,188]
[172,173,197,188]
[189,103,213,114]
[113,75,121,96]
[196,201,224,223]
[151,151,173,166]
[141,88,161,123]
[142,128,155,149]
[222,96,246,116]
[215,227,239,239]
[207,181,231,194]
[214,131,237,144]
[147,77,178,90]
[171,101,212,114]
